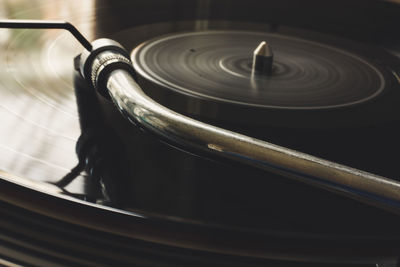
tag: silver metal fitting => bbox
[78,38,134,95]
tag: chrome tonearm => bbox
[80,38,400,214]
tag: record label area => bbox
[133,30,385,109]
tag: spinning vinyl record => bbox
[1,0,400,266]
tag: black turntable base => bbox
[1,0,400,266]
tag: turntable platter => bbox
[132,30,384,109]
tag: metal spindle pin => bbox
[252,41,273,75]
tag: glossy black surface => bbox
[1,0,400,265]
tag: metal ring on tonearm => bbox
[78,38,400,215]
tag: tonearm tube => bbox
[79,38,400,214]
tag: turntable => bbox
[1,0,400,266]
